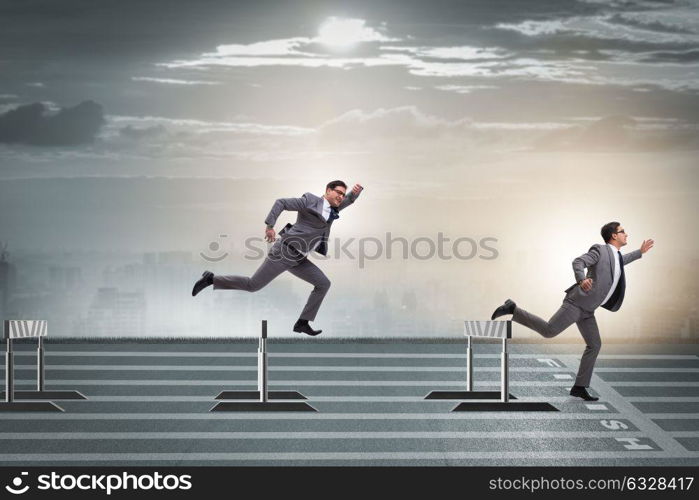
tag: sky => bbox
[0,0,698,337]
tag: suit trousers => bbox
[213,242,331,321]
[512,301,600,387]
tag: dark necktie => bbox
[327,206,339,222]
[317,206,339,255]
[617,251,625,283]
[602,250,626,311]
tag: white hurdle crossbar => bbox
[2,320,86,404]
[464,320,512,402]
[425,320,516,401]
[1,320,64,411]
[450,320,559,412]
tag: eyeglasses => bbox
[615,229,626,234]
[332,189,346,197]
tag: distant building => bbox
[84,287,146,337]
[0,245,18,320]
[48,266,83,291]
[156,251,192,267]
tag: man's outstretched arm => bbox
[338,184,363,211]
[624,238,653,265]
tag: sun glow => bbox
[316,17,385,47]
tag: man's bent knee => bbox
[541,324,565,339]
[315,278,331,291]
[247,279,267,292]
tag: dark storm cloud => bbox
[0,0,606,62]
[483,30,696,56]
[0,101,104,146]
[605,13,696,35]
[641,49,699,62]
[0,0,696,151]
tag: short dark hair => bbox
[326,180,347,191]
[601,222,621,243]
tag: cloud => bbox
[160,42,511,75]
[118,124,168,140]
[434,85,499,94]
[495,20,570,36]
[606,13,697,35]
[151,9,697,94]
[131,77,221,85]
[158,39,695,91]
[495,11,699,45]
[315,105,538,151]
[318,107,698,154]
[159,53,400,70]
[532,115,699,151]
[396,54,590,80]
[56,114,322,162]
[532,115,634,150]
[640,49,699,63]
[159,17,401,70]
[316,17,397,45]
[0,101,105,146]
[207,38,313,57]
[318,106,471,141]
[106,115,313,137]
[382,45,510,61]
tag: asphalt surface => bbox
[0,340,697,466]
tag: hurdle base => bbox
[0,390,87,400]
[0,401,64,412]
[215,390,307,400]
[425,391,517,400]
[210,401,317,412]
[452,402,558,412]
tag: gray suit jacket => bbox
[264,190,360,256]
[563,243,642,312]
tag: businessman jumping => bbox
[192,180,363,336]
[491,222,654,401]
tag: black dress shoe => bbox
[569,385,599,401]
[491,299,516,320]
[192,271,214,296]
[293,319,322,336]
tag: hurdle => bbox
[426,320,558,412]
[1,320,65,412]
[0,320,86,404]
[210,320,316,412]
[425,320,517,402]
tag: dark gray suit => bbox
[213,190,360,321]
[513,244,642,387]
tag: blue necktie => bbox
[328,207,339,222]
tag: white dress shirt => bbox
[321,197,331,221]
[601,243,622,305]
